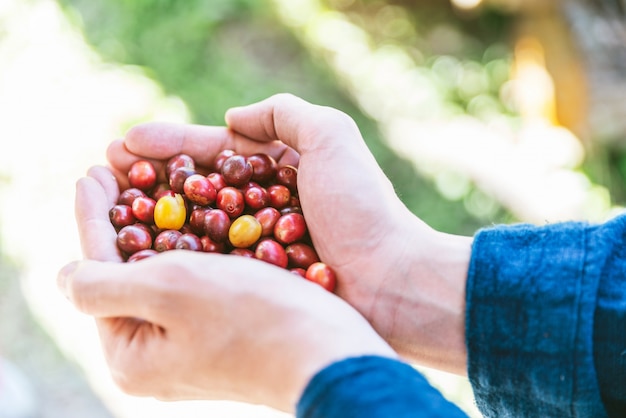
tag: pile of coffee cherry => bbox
[108,150,336,292]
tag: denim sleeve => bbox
[467,214,626,417]
[296,356,468,418]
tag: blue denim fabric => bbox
[467,215,626,417]
[296,356,468,418]
[586,215,626,417]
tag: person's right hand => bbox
[224,94,472,375]
[107,94,472,374]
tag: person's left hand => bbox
[58,165,395,412]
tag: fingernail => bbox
[224,106,243,123]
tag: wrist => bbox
[369,214,472,374]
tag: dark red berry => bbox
[183,174,216,206]
[117,224,153,255]
[166,154,195,178]
[189,208,210,235]
[290,268,307,278]
[254,207,281,237]
[230,248,255,258]
[207,172,227,191]
[276,165,298,193]
[131,196,156,224]
[127,249,158,262]
[285,242,319,269]
[244,185,270,210]
[169,166,196,194]
[274,213,307,245]
[109,204,136,229]
[118,188,146,206]
[267,184,291,209]
[255,239,288,268]
[247,153,277,184]
[305,262,337,292]
[175,233,203,251]
[216,187,245,218]
[128,160,157,191]
[221,155,253,187]
[204,209,232,243]
[154,229,182,252]
[151,183,175,201]
[213,149,236,172]
[200,235,226,253]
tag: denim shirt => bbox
[297,214,626,417]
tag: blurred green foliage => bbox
[335,0,518,121]
[56,0,515,234]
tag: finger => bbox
[106,139,172,186]
[224,93,363,155]
[86,165,120,208]
[57,259,173,325]
[105,139,136,188]
[127,122,295,165]
[125,123,231,167]
[107,123,299,178]
[75,176,123,262]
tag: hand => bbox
[59,166,395,411]
[224,95,472,373]
[105,93,472,374]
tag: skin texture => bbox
[58,93,472,411]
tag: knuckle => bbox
[270,92,298,103]
[321,106,357,130]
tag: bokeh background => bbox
[1,0,626,416]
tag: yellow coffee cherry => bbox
[154,194,186,230]
[229,215,262,248]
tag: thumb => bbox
[224,93,363,155]
[75,172,123,263]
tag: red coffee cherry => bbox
[285,243,319,269]
[274,213,307,245]
[221,155,253,187]
[216,187,245,218]
[117,224,153,255]
[247,153,277,184]
[276,165,298,193]
[183,174,216,206]
[128,160,157,191]
[305,262,337,292]
[166,154,195,178]
[109,204,136,229]
[255,239,288,269]
[204,209,232,243]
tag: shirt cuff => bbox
[466,221,607,417]
[296,356,467,418]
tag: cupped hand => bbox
[103,93,471,374]
[60,167,395,411]
[225,95,472,374]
